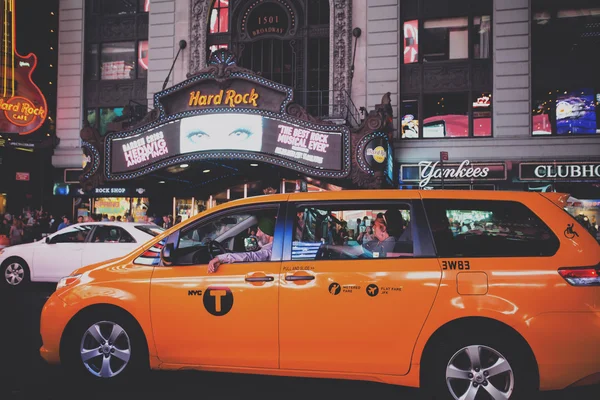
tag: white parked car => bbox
[0,222,164,288]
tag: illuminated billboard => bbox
[109,113,345,176]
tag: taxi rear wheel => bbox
[421,330,538,400]
[62,308,149,383]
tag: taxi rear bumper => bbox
[525,312,600,390]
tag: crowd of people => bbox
[0,209,179,247]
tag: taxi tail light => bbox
[558,266,600,286]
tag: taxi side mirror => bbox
[161,243,174,266]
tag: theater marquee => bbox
[101,50,350,181]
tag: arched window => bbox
[206,0,331,116]
[207,0,230,53]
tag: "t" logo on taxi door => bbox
[203,287,234,316]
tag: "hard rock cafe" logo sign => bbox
[0,96,46,126]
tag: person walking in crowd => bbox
[9,218,24,246]
[57,216,70,231]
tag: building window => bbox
[400,0,492,139]
[473,15,491,59]
[100,42,136,80]
[208,44,228,54]
[403,20,419,64]
[207,0,331,114]
[531,3,600,136]
[86,109,97,128]
[401,99,419,138]
[85,44,99,80]
[99,107,125,135]
[137,40,148,79]
[209,0,229,34]
[102,0,138,15]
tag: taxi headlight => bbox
[56,274,82,290]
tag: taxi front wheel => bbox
[61,308,149,383]
[421,331,538,400]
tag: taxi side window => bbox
[171,207,279,265]
[423,199,559,257]
[292,204,413,261]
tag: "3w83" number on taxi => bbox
[442,260,470,270]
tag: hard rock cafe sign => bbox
[0,0,47,135]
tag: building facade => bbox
[53,0,600,229]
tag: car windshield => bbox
[134,225,165,237]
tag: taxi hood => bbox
[71,256,125,276]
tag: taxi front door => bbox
[149,205,284,369]
[278,199,441,375]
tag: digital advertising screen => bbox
[556,88,597,134]
[109,113,344,175]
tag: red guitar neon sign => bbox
[0,0,47,135]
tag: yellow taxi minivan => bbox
[40,190,600,399]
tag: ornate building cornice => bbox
[189,0,211,74]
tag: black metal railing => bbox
[294,89,361,127]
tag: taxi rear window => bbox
[423,199,560,257]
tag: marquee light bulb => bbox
[203,169,211,173]
[180,164,189,168]
[158,181,165,184]
[250,163,258,167]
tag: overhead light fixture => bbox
[250,163,258,167]
[180,163,189,168]
[158,181,165,184]
[203,169,211,173]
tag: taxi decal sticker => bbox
[564,223,579,239]
[283,265,315,272]
[442,260,471,270]
[342,285,361,293]
[134,240,165,265]
[188,290,203,296]
[328,282,341,295]
[203,286,234,316]
[366,284,379,297]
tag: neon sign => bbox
[0,0,47,135]
[188,88,259,108]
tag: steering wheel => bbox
[207,240,230,259]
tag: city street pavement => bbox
[1,283,598,400]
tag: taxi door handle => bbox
[285,275,315,281]
[245,272,274,283]
[245,276,274,282]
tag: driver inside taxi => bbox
[207,216,275,273]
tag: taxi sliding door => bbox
[278,196,441,375]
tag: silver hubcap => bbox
[4,263,24,285]
[80,321,131,378]
[446,345,514,400]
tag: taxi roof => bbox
[204,189,566,207]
